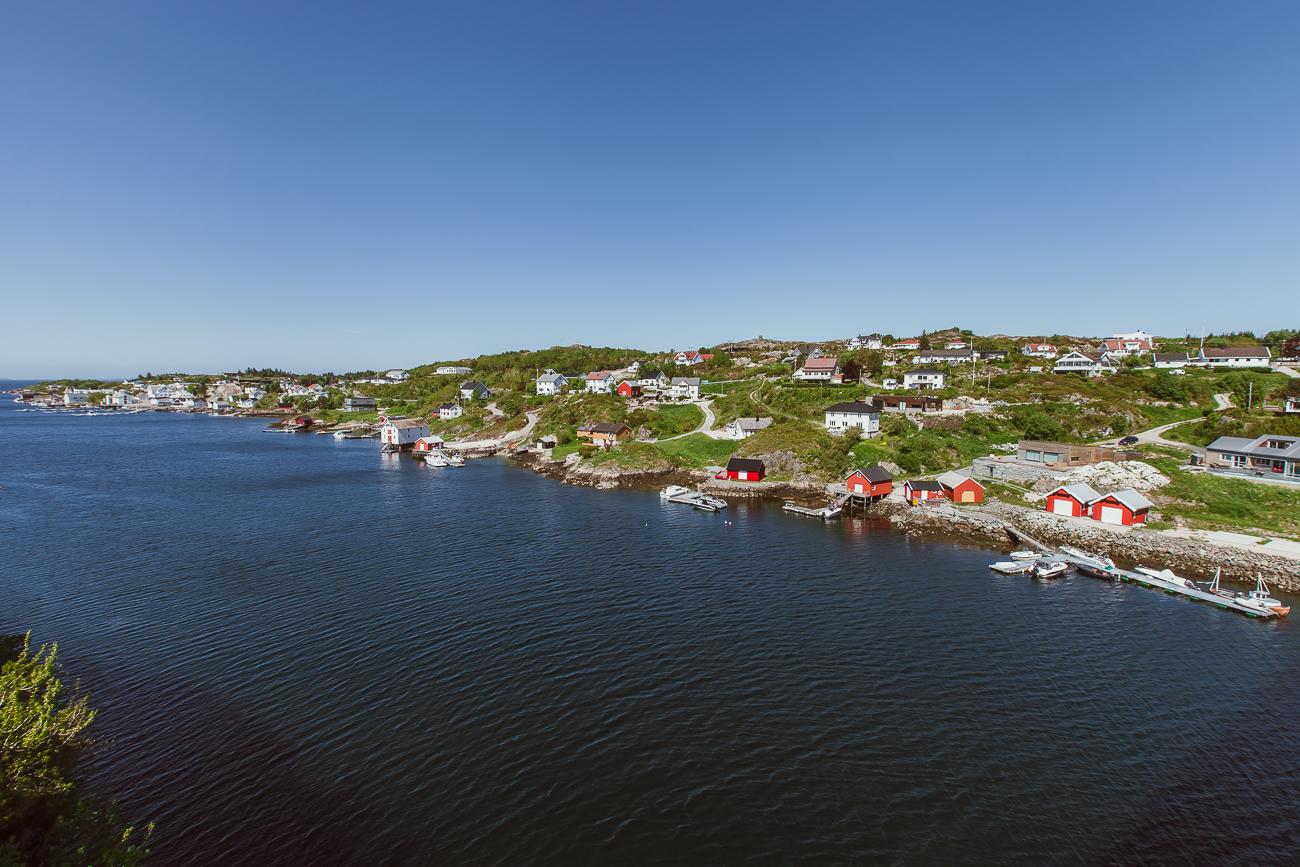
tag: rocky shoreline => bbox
[509,451,1300,593]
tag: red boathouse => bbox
[845,465,893,498]
[720,457,765,482]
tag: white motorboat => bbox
[1032,561,1070,579]
[1135,566,1192,588]
[447,453,465,467]
[1009,550,1040,560]
[660,485,691,499]
[423,452,449,467]
[333,430,349,439]
[1226,572,1291,617]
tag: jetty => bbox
[783,493,851,520]
[660,486,727,512]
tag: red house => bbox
[1044,483,1101,517]
[845,465,893,498]
[413,436,445,452]
[720,457,765,481]
[936,471,985,504]
[616,381,642,398]
[903,480,944,503]
[1089,488,1153,526]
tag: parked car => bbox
[1118,435,1139,445]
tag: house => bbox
[1284,397,1300,415]
[585,371,615,393]
[824,401,880,436]
[881,378,899,389]
[875,394,943,413]
[903,369,946,390]
[380,417,430,448]
[1113,330,1155,344]
[1205,435,1300,480]
[576,422,632,447]
[385,369,410,382]
[179,396,207,410]
[1044,483,1102,517]
[1053,351,1115,376]
[881,359,897,368]
[343,396,377,412]
[903,480,944,503]
[1100,337,1153,358]
[639,370,669,389]
[438,402,463,420]
[459,381,490,401]
[670,377,701,399]
[413,435,445,452]
[616,381,642,398]
[1089,488,1153,525]
[536,370,567,396]
[1193,346,1272,368]
[793,357,843,383]
[936,471,985,504]
[1017,440,1137,468]
[913,348,976,365]
[435,365,472,376]
[848,334,883,350]
[102,390,141,407]
[891,339,922,351]
[944,340,970,350]
[1152,352,1189,369]
[673,350,713,366]
[626,361,641,374]
[845,465,893,498]
[721,457,766,481]
[982,350,1008,361]
[1022,343,1058,358]
[62,389,90,406]
[721,417,773,440]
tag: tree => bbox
[863,351,884,378]
[1,635,151,865]
[841,359,862,382]
[1283,335,1300,360]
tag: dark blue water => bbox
[2,390,1297,865]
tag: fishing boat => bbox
[1211,571,1291,617]
[1031,560,1069,579]
[660,486,727,512]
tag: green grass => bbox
[642,403,703,438]
[584,441,673,471]
[550,440,582,461]
[1145,455,1300,540]
[651,434,738,468]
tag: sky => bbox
[2,1,1299,378]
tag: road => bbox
[654,399,716,441]
[445,409,539,450]
[1273,364,1300,380]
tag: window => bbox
[1025,450,1042,462]
[1044,452,1062,463]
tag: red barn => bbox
[845,465,893,498]
[1044,483,1101,517]
[903,480,944,503]
[936,471,985,504]
[1089,488,1153,526]
[721,457,765,481]
[616,381,642,398]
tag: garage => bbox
[1098,505,1124,525]
[1052,499,1074,516]
[1088,488,1154,526]
[1045,483,1101,518]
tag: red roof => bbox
[801,357,840,371]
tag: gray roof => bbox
[825,401,880,414]
[1153,352,1189,362]
[731,416,773,432]
[936,471,982,490]
[671,377,701,386]
[1051,482,1102,504]
[918,348,974,357]
[1099,488,1154,511]
[906,368,944,376]
[1207,434,1300,459]
[536,373,566,384]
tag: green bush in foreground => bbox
[1,635,151,866]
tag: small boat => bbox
[1009,550,1040,560]
[447,453,465,467]
[1060,544,1117,578]
[423,452,449,467]
[1238,573,1290,617]
[333,430,349,439]
[1031,561,1070,579]
[660,485,691,499]
[989,561,1034,575]
[1135,566,1192,588]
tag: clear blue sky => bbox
[2,1,1298,377]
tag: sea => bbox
[1,383,1297,865]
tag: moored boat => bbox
[1031,561,1069,579]
[1009,550,1040,560]
[423,452,449,467]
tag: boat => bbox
[660,485,691,499]
[1135,566,1192,588]
[1009,550,1039,560]
[333,430,349,439]
[1059,544,1117,578]
[660,485,727,512]
[423,452,449,467]
[1031,561,1069,579]
[989,560,1034,575]
[1214,572,1291,617]
[447,453,465,467]
[380,442,400,453]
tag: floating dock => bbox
[783,494,851,520]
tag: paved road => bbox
[1096,417,1201,450]
[654,399,716,441]
[1212,392,1233,410]
[1272,364,1300,379]
[446,409,538,450]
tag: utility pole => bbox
[1248,381,1253,412]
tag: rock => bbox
[1061,460,1170,492]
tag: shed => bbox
[413,435,445,452]
[1089,488,1153,526]
[936,471,985,504]
[903,480,944,503]
[845,465,893,498]
[722,457,766,482]
[1045,483,1102,517]
[616,381,642,398]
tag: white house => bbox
[243,386,266,400]
[62,389,89,407]
[1113,330,1155,344]
[179,396,207,410]
[793,357,842,383]
[722,417,773,440]
[1100,337,1153,358]
[102,390,141,407]
[436,366,472,376]
[1152,352,1189,369]
[670,377,701,400]
[639,370,669,389]
[847,334,883,350]
[1054,351,1115,376]
[626,361,641,374]
[913,348,975,365]
[903,369,946,390]
[891,339,922,351]
[380,417,429,446]
[459,380,490,401]
[824,400,881,437]
[1022,343,1058,358]
[385,369,410,382]
[585,371,615,393]
[1284,396,1300,415]
[673,350,710,366]
[437,402,463,420]
[536,369,567,395]
[882,378,899,389]
[1193,346,1272,368]
[944,340,970,350]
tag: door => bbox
[1099,505,1124,525]
[1052,498,1074,516]
[961,490,975,503]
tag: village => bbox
[14,327,1300,589]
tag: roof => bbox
[438,402,460,410]
[906,368,944,376]
[1099,488,1154,511]
[586,370,613,380]
[671,377,701,386]
[589,422,630,434]
[537,372,566,383]
[460,380,488,391]
[415,435,444,444]
[732,416,773,432]
[825,400,880,414]
[851,465,893,484]
[800,357,841,371]
[385,418,428,430]
[906,480,943,491]
[1207,434,1300,459]
[1153,352,1189,362]
[936,471,982,490]
[918,348,974,357]
[1023,343,1056,350]
[1200,346,1270,358]
[726,457,765,473]
[1050,482,1102,503]
[1102,337,1152,350]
